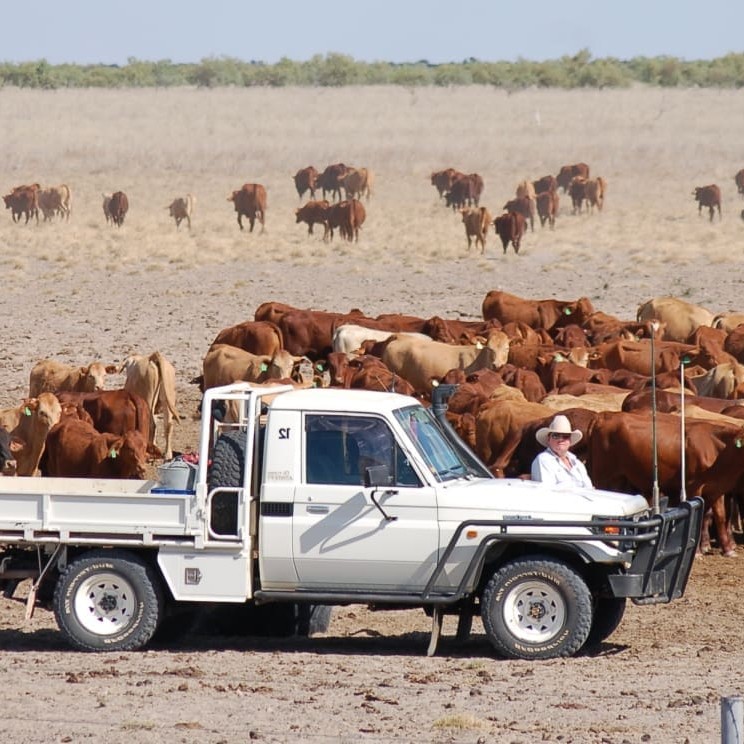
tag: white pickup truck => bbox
[0,382,702,659]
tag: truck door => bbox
[292,414,439,590]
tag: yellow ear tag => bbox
[23,407,31,416]
[260,363,268,372]
[109,449,117,459]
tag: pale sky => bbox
[1,0,742,66]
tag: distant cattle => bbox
[515,180,536,202]
[167,194,195,229]
[430,168,464,199]
[3,184,39,224]
[108,191,129,227]
[735,169,744,196]
[326,199,365,242]
[29,359,117,398]
[584,177,606,212]
[228,183,267,233]
[493,212,526,254]
[568,177,588,214]
[318,163,350,202]
[556,162,590,192]
[693,184,721,221]
[461,206,492,253]
[119,351,180,461]
[446,173,483,210]
[532,175,557,195]
[503,196,535,232]
[295,200,330,236]
[102,193,112,223]
[536,190,558,229]
[293,166,319,200]
[38,184,72,222]
[637,296,715,343]
[343,167,373,201]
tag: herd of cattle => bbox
[4,163,741,243]
[8,291,744,560]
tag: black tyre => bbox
[53,549,164,652]
[208,430,244,535]
[584,597,627,648]
[481,556,592,660]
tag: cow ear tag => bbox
[23,407,31,416]
[564,307,572,315]
[476,342,484,350]
[109,448,118,459]
[260,363,268,372]
[737,439,743,449]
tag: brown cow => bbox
[29,359,117,397]
[3,185,39,224]
[568,176,587,214]
[167,194,195,230]
[101,192,112,223]
[587,339,699,376]
[493,212,525,254]
[693,184,721,221]
[533,175,557,194]
[461,206,491,253]
[293,166,319,200]
[735,169,744,196]
[228,183,267,232]
[318,163,349,202]
[295,199,330,236]
[430,168,464,199]
[43,418,150,479]
[535,191,558,229]
[210,319,283,356]
[445,173,483,210]
[584,177,606,212]
[502,196,534,232]
[326,199,365,242]
[343,167,373,201]
[108,191,128,227]
[38,185,72,222]
[55,389,160,459]
[482,290,595,332]
[556,162,590,192]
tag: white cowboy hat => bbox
[536,414,582,447]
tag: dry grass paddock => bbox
[1,84,744,743]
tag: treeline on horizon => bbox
[2,50,744,89]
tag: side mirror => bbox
[364,464,390,488]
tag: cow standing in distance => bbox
[293,166,319,200]
[430,168,465,200]
[536,190,558,229]
[107,191,129,227]
[295,200,330,236]
[167,194,195,230]
[735,169,744,196]
[3,184,40,224]
[556,162,590,192]
[693,184,722,221]
[461,206,492,253]
[228,183,267,233]
[493,212,526,254]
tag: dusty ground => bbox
[0,85,743,742]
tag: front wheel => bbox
[53,550,164,652]
[481,556,592,660]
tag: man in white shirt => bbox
[531,414,593,488]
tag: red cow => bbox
[3,184,40,224]
[693,184,721,221]
[43,418,150,478]
[293,166,319,200]
[318,164,349,202]
[556,162,590,192]
[503,196,534,231]
[445,173,484,210]
[532,175,557,194]
[569,177,588,214]
[228,183,267,232]
[493,212,526,254]
[482,290,595,331]
[536,191,558,229]
[734,169,744,195]
[108,191,129,227]
[326,199,365,242]
[295,200,330,236]
[430,168,464,199]
[210,320,284,356]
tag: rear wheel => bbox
[53,550,163,652]
[481,556,592,660]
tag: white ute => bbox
[0,382,702,659]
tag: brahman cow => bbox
[693,184,721,221]
[445,173,484,210]
[482,290,595,332]
[461,206,492,253]
[102,193,112,223]
[380,331,509,395]
[430,168,464,199]
[532,175,557,195]
[210,320,284,356]
[556,162,590,192]
[636,296,714,343]
[43,418,149,479]
[326,199,365,242]
[343,167,373,201]
[3,185,39,224]
[493,211,526,253]
[29,359,117,397]
[119,351,180,460]
[167,194,195,230]
[228,183,267,232]
[38,184,71,222]
[318,163,349,202]
[108,191,129,227]
[332,324,429,355]
[568,176,587,214]
[584,177,606,212]
[735,169,744,196]
[293,166,319,200]
[502,196,534,231]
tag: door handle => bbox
[306,504,329,514]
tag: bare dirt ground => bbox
[0,85,743,742]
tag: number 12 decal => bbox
[278,427,290,440]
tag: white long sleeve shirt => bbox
[531,448,593,488]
